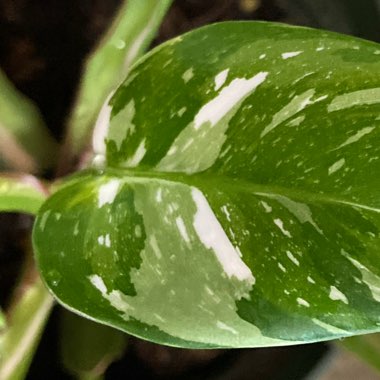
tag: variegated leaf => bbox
[33,22,380,348]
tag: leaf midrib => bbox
[96,167,380,214]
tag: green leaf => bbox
[340,333,380,373]
[0,311,5,331]
[0,277,53,380]
[60,310,127,380]
[33,22,380,348]
[0,69,58,173]
[0,174,47,214]
[63,0,173,169]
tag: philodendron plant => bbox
[1,1,380,378]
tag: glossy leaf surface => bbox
[34,22,380,348]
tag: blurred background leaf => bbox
[60,310,127,380]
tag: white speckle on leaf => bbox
[216,321,238,335]
[274,219,292,238]
[282,51,302,59]
[287,115,305,127]
[175,216,190,243]
[98,179,120,208]
[328,158,345,175]
[149,235,162,259]
[307,276,316,284]
[73,221,79,236]
[182,67,194,83]
[297,297,310,307]
[328,88,380,112]
[221,205,232,221]
[135,225,142,237]
[261,201,272,213]
[278,263,286,272]
[89,274,107,294]
[259,194,323,235]
[156,188,162,203]
[205,286,215,296]
[177,107,187,117]
[235,246,243,257]
[39,210,51,231]
[105,234,111,247]
[214,69,229,91]
[260,89,317,138]
[167,146,178,156]
[154,313,165,322]
[192,187,255,284]
[332,127,375,151]
[286,251,299,266]
[329,286,348,304]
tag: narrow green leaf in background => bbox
[0,277,53,380]
[0,173,51,380]
[63,0,173,170]
[0,174,47,214]
[0,69,58,173]
[60,310,127,380]
[0,312,5,332]
[34,22,380,348]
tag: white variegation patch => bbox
[331,127,376,151]
[328,88,380,112]
[98,179,120,208]
[156,72,268,173]
[214,69,229,91]
[328,158,345,175]
[191,187,255,284]
[123,139,146,167]
[329,286,348,304]
[282,51,302,59]
[261,89,316,138]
